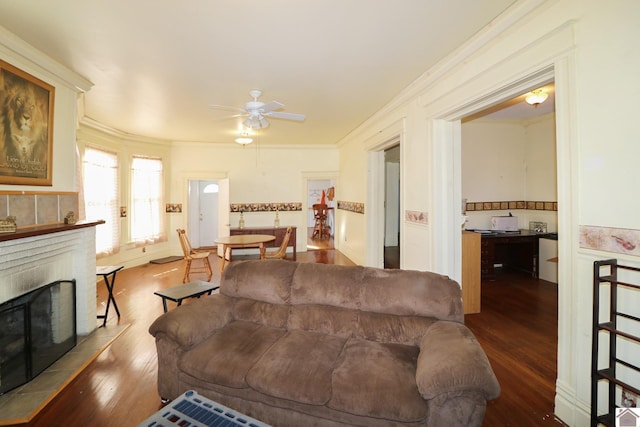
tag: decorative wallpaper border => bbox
[580,225,640,257]
[405,210,428,225]
[465,200,557,212]
[230,203,302,212]
[337,201,364,214]
[166,203,182,213]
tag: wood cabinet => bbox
[480,230,546,280]
[230,226,297,260]
[461,231,481,314]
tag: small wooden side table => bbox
[154,280,220,313]
[96,265,124,327]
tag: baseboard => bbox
[555,381,591,426]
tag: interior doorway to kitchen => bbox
[306,178,336,250]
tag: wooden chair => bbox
[176,229,213,283]
[265,226,293,260]
[312,204,329,239]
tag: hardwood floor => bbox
[384,246,400,269]
[306,226,334,250]
[466,271,566,426]
[16,253,562,426]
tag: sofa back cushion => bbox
[291,263,463,321]
[221,260,464,344]
[221,259,298,304]
[233,299,289,329]
[358,267,463,321]
[288,305,357,338]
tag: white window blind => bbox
[83,147,120,256]
[131,156,165,243]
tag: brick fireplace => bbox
[0,222,101,335]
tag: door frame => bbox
[432,59,577,423]
[366,135,401,268]
[302,171,339,248]
[181,172,229,254]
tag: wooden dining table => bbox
[214,234,276,272]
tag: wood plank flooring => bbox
[15,252,563,426]
[465,271,566,426]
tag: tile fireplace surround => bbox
[0,221,102,335]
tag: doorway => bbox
[459,82,560,421]
[461,83,558,281]
[384,145,400,269]
[306,178,335,250]
[187,179,229,251]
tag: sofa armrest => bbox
[416,321,500,400]
[149,294,234,348]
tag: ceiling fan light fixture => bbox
[235,136,253,145]
[525,89,548,106]
[243,116,269,129]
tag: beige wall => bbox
[169,141,339,256]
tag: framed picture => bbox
[0,59,55,185]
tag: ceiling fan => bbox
[209,89,305,130]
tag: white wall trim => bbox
[365,126,402,268]
[0,25,92,92]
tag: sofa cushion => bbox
[328,338,427,422]
[288,305,356,338]
[222,260,297,305]
[291,263,364,309]
[357,312,436,346]
[359,268,463,322]
[246,330,346,405]
[179,321,285,389]
[234,298,289,329]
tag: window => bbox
[131,156,165,243]
[83,147,120,256]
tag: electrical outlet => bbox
[622,389,637,408]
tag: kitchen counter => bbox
[471,229,553,280]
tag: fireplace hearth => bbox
[0,280,76,395]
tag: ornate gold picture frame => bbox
[0,59,55,185]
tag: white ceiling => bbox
[0,0,518,146]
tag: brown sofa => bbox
[149,260,500,426]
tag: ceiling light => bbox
[235,136,253,145]
[525,89,548,106]
[243,116,269,129]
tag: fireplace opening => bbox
[0,279,76,395]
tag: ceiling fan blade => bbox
[260,101,284,113]
[266,111,305,121]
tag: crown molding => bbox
[0,25,93,92]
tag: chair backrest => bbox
[312,204,328,219]
[176,229,194,257]
[266,226,292,259]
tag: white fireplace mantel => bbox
[0,221,103,335]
